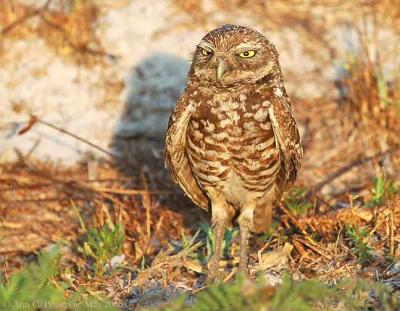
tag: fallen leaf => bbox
[258,242,293,271]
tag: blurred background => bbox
[0,0,399,309]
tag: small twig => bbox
[18,115,38,135]
[18,115,137,169]
[70,199,87,232]
[0,175,133,188]
[292,239,308,259]
[1,0,51,36]
[140,172,152,243]
[311,146,400,193]
[257,237,275,266]
[192,285,207,294]
[294,237,333,260]
[92,187,174,196]
[334,224,345,257]
[279,203,317,245]
[4,197,88,205]
[36,118,118,161]
[388,196,396,258]
[1,183,176,196]
[38,13,117,60]
[223,267,237,282]
[10,154,124,208]
[2,261,9,286]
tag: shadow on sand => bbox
[110,53,208,232]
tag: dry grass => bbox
[173,0,400,31]
[0,156,204,305]
[0,0,110,65]
[1,130,399,308]
[340,35,400,130]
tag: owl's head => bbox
[189,24,279,87]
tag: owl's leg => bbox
[207,217,227,283]
[207,190,230,283]
[238,209,252,275]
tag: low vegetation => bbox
[0,247,117,311]
[1,167,399,309]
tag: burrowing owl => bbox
[165,24,303,281]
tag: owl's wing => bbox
[165,91,209,210]
[267,93,303,188]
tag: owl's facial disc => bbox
[191,27,278,87]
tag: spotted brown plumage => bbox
[165,24,303,282]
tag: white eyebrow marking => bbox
[234,42,262,50]
[198,40,214,51]
[235,43,253,49]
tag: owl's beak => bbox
[216,59,227,81]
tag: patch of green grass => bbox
[0,246,63,310]
[269,275,336,311]
[284,188,312,216]
[157,275,400,311]
[259,221,280,242]
[78,223,125,276]
[368,174,399,207]
[0,246,117,311]
[341,46,400,120]
[180,228,201,252]
[370,174,387,206]
[345,225,373,265]
[199,222,238,261]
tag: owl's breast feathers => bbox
[165,84,303,209]
[186,88,281,199]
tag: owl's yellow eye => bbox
[238,50,256,58]
[201,48,213,56]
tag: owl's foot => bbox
[206,262,223,284]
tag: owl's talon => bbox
[206,271,222,285]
